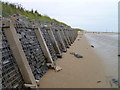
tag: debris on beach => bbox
[74,54,83,58]
[24,84,36,88]
[111,78,119,86]
[97,81,101,83]
[70,52,75,55]
[106,76,119,88]
[47,63,62,72]
[91,45,94,48]
[78,39,80,41]
[108,78,119,88]
[55,66,62,72]
[36,80,40,86]
[118,54,120,57]
[47,63,55,69]
[70,52,83,58]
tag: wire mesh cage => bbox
[2,28,25,88]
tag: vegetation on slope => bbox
[73,28,85,31]
[1,1,84,31]
[2,1,70,27]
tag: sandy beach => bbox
[39,32,118,88]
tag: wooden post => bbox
[71,30,74,43]
[47,27,62,57]
[61,29,70,48]
[64,29,71,46]
[4,20,37,87]
[56,29,67,52]
[0,1,2,89]
[34,26,54,64]
[70,30,73,43]
[58,29,66,47]
[67,30,72,44]
[70,30,74,44]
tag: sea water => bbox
[85,33,118,82]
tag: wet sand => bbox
[39,33,112,88]
[85,33,118,79]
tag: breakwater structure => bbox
[1,14,78,89]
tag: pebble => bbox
[74,54,83,58]
[97,81,101,83]
[70,52,75,55]
[70,52,83,58]
[91,45,94,48]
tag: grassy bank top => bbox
[2,1,84,31]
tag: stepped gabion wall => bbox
[1,14,78,88]
[40,25,57,61]
[14,20,48,80]
[2,28,24,88]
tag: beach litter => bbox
[118,54,120,57]
[106,76,119,88]
[111,78,119,86]
[47,63,55,69]
[91,45,94,48]
[47,63,62,72]
[55,66,62,72]
[70,52,75,55]
[70,52,83,58]
[36,80,40,86]
[97,81,101,83]
[74,54,83,58]
[108,78,119,88]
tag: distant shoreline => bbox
[85,32,119,34]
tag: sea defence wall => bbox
[1,14,78,88]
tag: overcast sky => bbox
[2,0,119,32]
